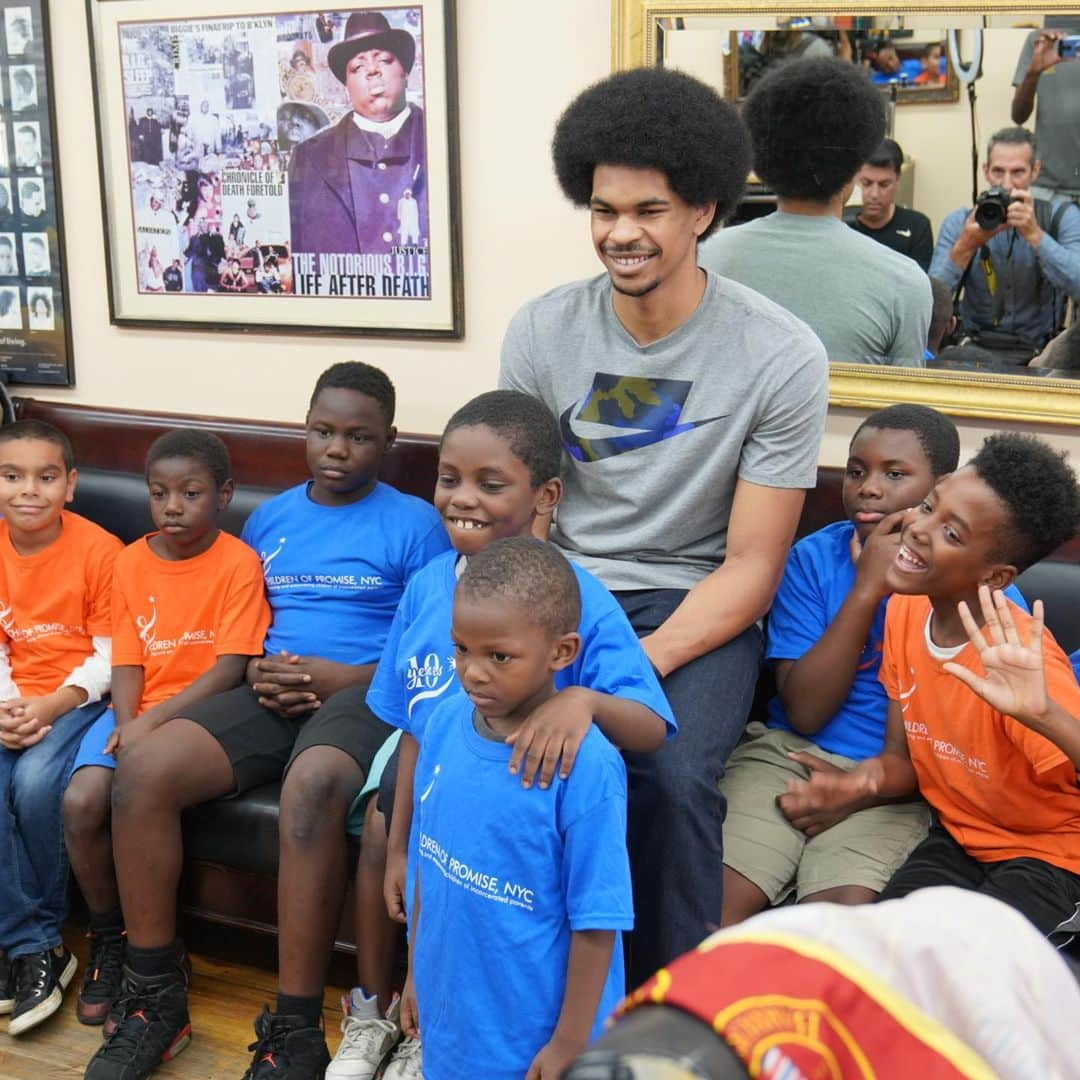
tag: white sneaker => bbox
[382,1034,423,1080]
[326,988,401,1080]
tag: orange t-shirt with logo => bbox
[0,511,122,698]
[880,593,1080,874]
[111,531,270,714]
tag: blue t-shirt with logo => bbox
[766,520,1027,759]
[241,482,449,665]
[365,548,676,738]
[413,695,632,1079]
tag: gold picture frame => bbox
[611,2,1080,427]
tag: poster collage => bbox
[121,7,432,302]
[0,1,69,385]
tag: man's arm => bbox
[1019,198,1080,301]
[642,481,805,677]
[1012,31,1069,123]
[384,732,419,923]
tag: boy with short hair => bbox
[0,419,121,1034]
[785,432,1080,935]
[401,537,634,1080]
[85,363,449,1080]
[63,429,270,1028]
[720,405,974,925]
[330,390,672,1080]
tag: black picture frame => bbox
[86,1,463,339]
[0,0,75,386]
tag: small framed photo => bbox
[27,285,53,330]
[0,233,17,276]
[17,177,45,219]
[4,8,33,57]
[87,1,463,338]
[22,231,49,276]
[13,119,41,170]
[0,285,22,328]
[10,65,37,111]
[0,180,12,219]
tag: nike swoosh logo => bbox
[896,229,912,237]
[560,406,725,462]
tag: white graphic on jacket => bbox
[405,651,457,720]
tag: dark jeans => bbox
[0,701,107,957]
[880,821,1080,940]
[616,589,762,986]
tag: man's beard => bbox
[610,275,661,299]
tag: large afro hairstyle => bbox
[551,67,751,240]
[744,57,885,201]
[968,433,1080,572]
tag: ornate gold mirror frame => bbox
[612,2,1080,426]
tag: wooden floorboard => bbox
[0,927,347,1080]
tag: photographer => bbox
[930,126,1080,364]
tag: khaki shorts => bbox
[720,722,930,903]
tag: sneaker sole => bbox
[7,952,77,1036]
[163,1022,193,1062]
[0,998,13,1016]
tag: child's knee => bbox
[359,805,388,867]
[281,755,354,843]
[63,767,113,834]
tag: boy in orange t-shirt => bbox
[63,429,269,1030]
[782,433,1080,938]
[0,420,121,1036]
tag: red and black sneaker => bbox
[242,1007,331,1080]
[102,939,191,1038]
[77,926,126,1026]
[84,967,191,1080]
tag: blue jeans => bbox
[616,589,761,986]
[0,701,107,958]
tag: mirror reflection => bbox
[661,16,1080,378]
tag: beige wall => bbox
[41,2,1079,467]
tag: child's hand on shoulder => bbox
[849,510,905,600]
[526,1032,584,1079]
[507,687,594,789]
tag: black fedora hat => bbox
[328,12,415,83]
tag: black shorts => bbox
[186,684,393,795]
[880,821,1080,939]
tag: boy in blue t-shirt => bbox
[401,537,634,1080]
[85,363,449,1080]
[720,405,975,925]
[328,391,673,1080]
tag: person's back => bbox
[0,420,121,1036]
[704,214,930,364]
[699,57,930,366]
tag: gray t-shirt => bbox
[499,271,829,592]
[1013,27,1080,199]
[699,211,931,366]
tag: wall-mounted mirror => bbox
[612,3,1080,427]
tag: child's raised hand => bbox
[943,587,1048,724]
[507,687,593,789]
[849,510,905,599]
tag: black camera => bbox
[974,186,1011,230]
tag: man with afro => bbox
[701,57,932,366]
[500,66,829,984]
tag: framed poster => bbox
[0,1,74,385]
[87,1,463,338]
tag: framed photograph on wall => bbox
[0,1,74,386]
[87,1,463,339]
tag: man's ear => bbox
[550,631,581,673]
[693,202,718,238]
[1030,157,1043,183]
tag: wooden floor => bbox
[0,926,348,1080]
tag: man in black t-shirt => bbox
[845,138,934,271]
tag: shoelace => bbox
[97,983,159,1059]
[338,1011,399,1058]
[244,1011,294,1078]
[83,929,126,997]
[387,1035,422,1076]
[12,952,49,999]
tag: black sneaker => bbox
[84,967,191,1079]
[242,1007,331,1079]
[102,940,191,1039]
[0,949,13,1015]
[8,945,77,1035]
[78,926,126,1026]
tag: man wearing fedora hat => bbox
[287,10,427,269]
